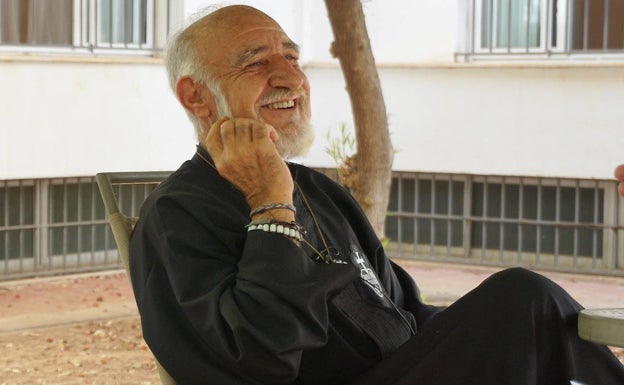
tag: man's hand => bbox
[203,118,294,217]
[615,164,624,197]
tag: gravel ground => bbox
[1,317,159,385]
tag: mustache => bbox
[258,88,306,105]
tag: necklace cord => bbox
[296,182,331,254]
[195,149,217,171]
[296,182,338,263]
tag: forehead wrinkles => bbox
[197,21,285,61]
[234,39,299,66]
[182,9,261,55]
[188,8,297,75]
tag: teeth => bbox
[266,100,295,109]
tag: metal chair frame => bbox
[96,172,177,385]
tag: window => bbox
[479,0,546,52]
[0,180,35,261]
[0,177,158,280]
[98,0,148,47]
[470,180,603,259]
[568,0,624,51]
[0,0,178,55]
[47,179,113,258]
[386,172,623,275]
[461,0,624,60]
[386,177,465,254]
[0,0,73,46]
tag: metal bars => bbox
[0,175,160,281]
[462,0,624,61]
[386,172,624,276]
[2,170,622,280]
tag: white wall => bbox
[379,66,624,179]
[300,65,624,180]
[1,0,622,181]
[0,59,196,179]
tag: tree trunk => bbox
[324,0,394,240]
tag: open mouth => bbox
[263,99,296,110]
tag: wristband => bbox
[249,202,296,218]
[246,219,305,242]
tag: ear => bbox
[175,77,215,121]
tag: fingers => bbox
[202,117,291,197]
[209,118,271,148]
[221,119,271,146]
[219,119,277,170]
[203,118,277,162]
[615,164,624,197]
[204,117,230,156]
[615,164,624,180]
[268,125,280,143]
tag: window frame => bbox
[0,0,178,57]
[89,0,155,50]
[460,0,624,62]
[474,0,550,54]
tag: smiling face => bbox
[196,6,314,158]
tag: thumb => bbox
[267,124,279,143]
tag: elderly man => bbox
[130,5,624,385]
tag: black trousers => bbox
[352,268,624,385]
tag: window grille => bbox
[0,0,178,55]
[460,0,624,61]
[2,172,622,280]
[0,176,159,281]
[97,0,148,47]
[0,180,35,262]
[386,172,623,275]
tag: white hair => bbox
[164,5,230,140]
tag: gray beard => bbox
[214,97,314,160]
[275,121,315,160]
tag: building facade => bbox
[1,0,623,279]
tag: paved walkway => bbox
[1,260,623,334]
[397,260,624,308]
[0,271,136,334]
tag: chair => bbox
[96,171,177,385]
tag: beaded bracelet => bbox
[249,202,296,218]
[246,219,305,242]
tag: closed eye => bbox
[285,54,300,68]
[249,60,265,67]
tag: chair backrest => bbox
[96,172,170,272]
[96,171,177,385]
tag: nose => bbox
[268,55,305,90]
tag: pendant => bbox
[321,247,347,264]
[350,244,384,298]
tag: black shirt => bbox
[130,147,437,385]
